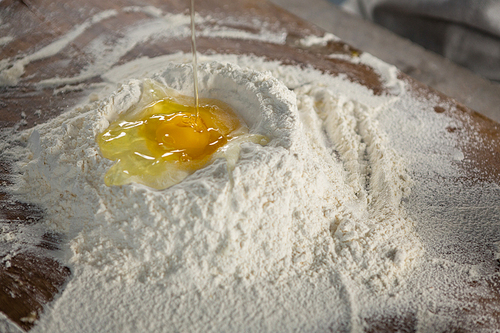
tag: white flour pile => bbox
[1,6,498,333]
[3,56,421,332]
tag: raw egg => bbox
[97,82,268,189]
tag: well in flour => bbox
[97,79,267,190]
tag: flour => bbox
[3,50,423,330]
[327,51,405,95]
[0,36,13,47]
[0,7,286,89]
[11,60,420,293]
[2,7,498,333]
[0,10,118,86]
[298,32,340,47]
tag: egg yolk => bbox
[154,113,210,159]
[97,95,266,190]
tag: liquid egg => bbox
[97,88,268,190]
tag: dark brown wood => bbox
[0,0,499,331]
[0,253,71,331]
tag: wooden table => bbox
[1,0,499,331]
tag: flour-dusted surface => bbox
[4,53,422,331]
[1,5,499,333]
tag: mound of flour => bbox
[2,5,497,330]
[10,60,421,293]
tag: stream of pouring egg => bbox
[190,0,199,118]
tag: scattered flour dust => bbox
[0,6,431,333]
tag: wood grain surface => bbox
[1,0,499,331]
